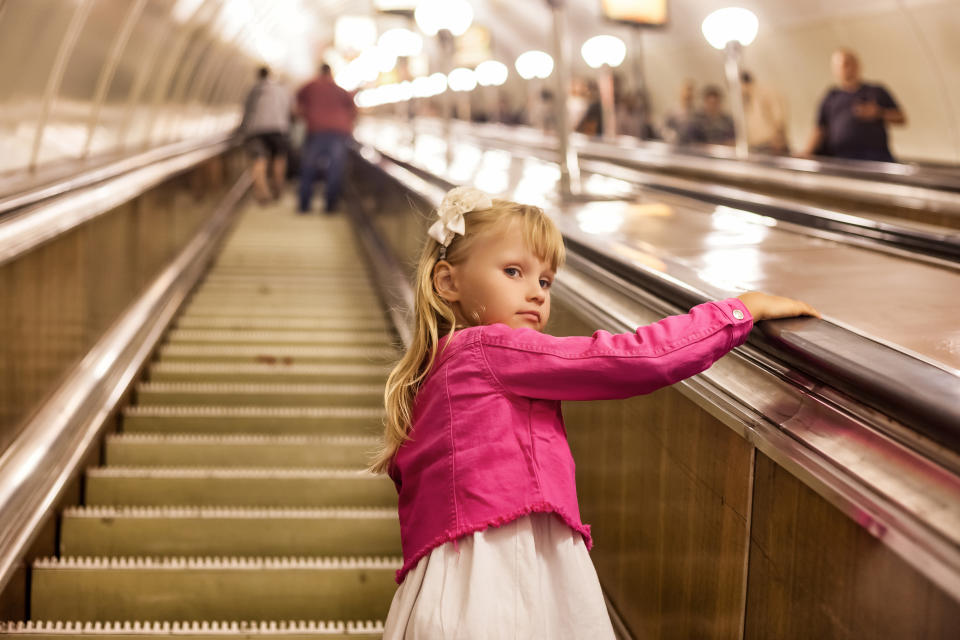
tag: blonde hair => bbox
[369,199,566,474]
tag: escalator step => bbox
[187,293,381,306]
[135,383,384,407]
[179,306,384,319]
[122,406,384,435]
[29,556,399,621]
[193,288,378,299]
[196,278,376,288]
[175,317,388,331]
[202,271,375,281]
[84,467,397,507]
[60,506,399,557]
[164,330,391,347]
[156,344,397,365]
[0,620,384,639]
[105,433,377,467]
[148,362,390,384]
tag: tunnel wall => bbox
[591,0,960,163]
[471,0,960,164]
[0,151,243,461]
[0,0,259,176]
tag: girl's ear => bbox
[433,260,461,302]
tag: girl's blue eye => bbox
[539,279,552,289]
[504,267,519,277]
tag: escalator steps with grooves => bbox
[121,406,384,435]
[7,201,400,634]
[0,621,383,640]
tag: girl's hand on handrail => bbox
[736,291,822,322]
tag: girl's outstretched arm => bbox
[478,294,816,402]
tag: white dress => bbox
[382,513,617,639]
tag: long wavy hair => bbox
[368,199,566,474]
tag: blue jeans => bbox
[298,131,349,212]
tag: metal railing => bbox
[0,141,248,595]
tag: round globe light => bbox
[334,15,377,51]
[414,0,474,37]
[412,76,433,97]
[514,50,554,80]
[448,67,478,92]
[580,35,626,69]
[378,28,423,57]
[701,7,759,50]
[475,60,508,87]
[355,89,375,108]
[429,72,448,94]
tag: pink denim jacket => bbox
[388,298,753,583]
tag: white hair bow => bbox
[428,186,493,249]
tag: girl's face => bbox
[436,221,555,331]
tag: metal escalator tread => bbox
[104,432,379,467]
[30,556,400,621]
[164,329,392,346]
[12,199,398,631]
[0,620,384,638]
[60,505,400,557]
[174,316,389,330]
[147,362,392,384]
[83,466,398,507]
[156,344,398,364]
[122,405,385,435]
[135,382,385,407]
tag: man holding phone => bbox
[803,48,906,162]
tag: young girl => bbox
[373,186,819,638]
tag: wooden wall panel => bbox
[745,452,960,639]
[553,303,753,640]
[0,151,241,461]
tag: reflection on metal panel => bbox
[0,0,246,178]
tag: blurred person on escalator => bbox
[682,85,735,146]
[617,88,659,140]
[662,78,696,144]
[295,63,357,215]
[575,81,604,137]
[239,66,293,205]
[802,48,906,162]
[741,71,789,154]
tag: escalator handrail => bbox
[572,157,960,263]
[458,118,960,194]
[0,171,250,596]
[0,133,236,216]
[395,117,960,204]
[0,136,234,268]
[361,144,960,456]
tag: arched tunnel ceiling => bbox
[283,0,956,82]
[0,0,957,175]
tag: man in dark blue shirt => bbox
[803,48,906,162]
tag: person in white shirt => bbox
[239,66,293,204]
[741,71,789,154]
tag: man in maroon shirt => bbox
[295,64,357,213]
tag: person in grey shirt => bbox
[239,66,293,204]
